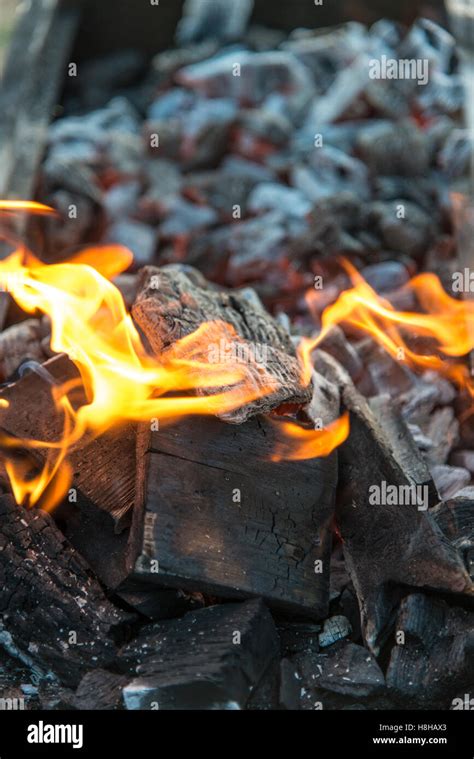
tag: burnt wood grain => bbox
[128,413,337,618]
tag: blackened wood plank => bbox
[128,413,337,618]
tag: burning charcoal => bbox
[142,159,182,207]
[317,351,472,654]
[176,0,253,45]
[104,181,141,220]
[432,494,474,580]
[290,642,386,710]
[386,594,474,708]
[181,162,271,217]
[312,327,363,383]
[106,220,156,267]
[41,191,98,257]
[0,319,47,381]
[399,19,464,116]
[319,616,352,648]
[186,210,289,285]
[356,120,430,177]
[176,51,314,108]
[282,22,368,91]
[128,412,336,617]
[450,450,474,474]
[248,183,312,219]
[120,600,279,710]
[329,546,351,602]
[430,465,471,500]
[439,128,473,179]
[355,339,416,397]
[0,494,131,687]
[150,41,219,83]
[293,147,370,202]
[422,407,459,466]
[131,264,312,422]
[400,371,456,423]
[367,200,433,257]
[159,197,218,237]
[236,107,291,149]
[105,131,144,176]
[360,261,410,294]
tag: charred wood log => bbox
[131,264,312,423]
[119,599,279,710]
[0,354,136,529]
[317,350,473,655]
[0,494,131,687]
[386,593,474,709]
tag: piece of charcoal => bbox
[74,670,129,710]
[316,327,363,383]
[176,50,314,108]
[432,494,474,580]
[159,197,218,237]
[0,494,131,687]
[386,593,474,708]
[450,450,474,474]
[319,616,352,648]
[106,220,156,267]
[422,407,460,466]
[277,622,321,657]
[120,599,279,710]
[248,183,312,219]
[279,658,300,710]
[176,0,253,45]
[367,200,433,257]
[317,351,472,654]
[356,120,430,177]
[290,642,386,709]
[293,147,370,201]
[360,261,410,293]
[430,465,471,500]
[131,264,312,423]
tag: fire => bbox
[4,201,468,511]
[270,412,350,462]
[298,259,474,399]
[0,201,344,510]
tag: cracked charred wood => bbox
[131,264,312,423]
[127,410,337,617]
[119,599,279,710]
[386,593,474,709]
[74,670,129,710]
[0,494,131,687]
[316,350,473,655]
[0,354,136,529]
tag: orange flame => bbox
[298,259,474,399]
[270,412,350,462]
